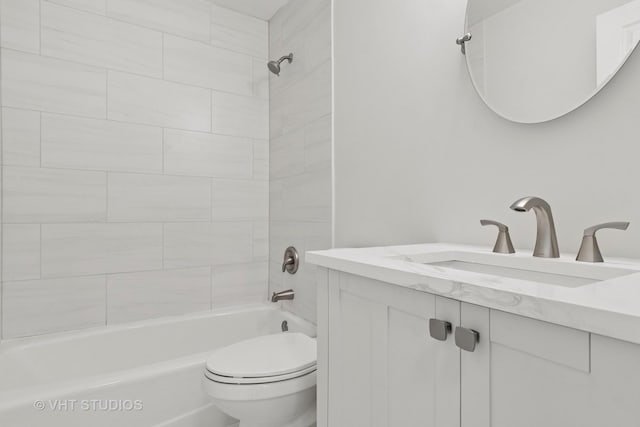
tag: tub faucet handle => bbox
[576,222,630,263]
[282,246,299,274]
[480,219,515,254]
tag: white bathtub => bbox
[0,304,316,427]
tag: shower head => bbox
[267,53,294,76]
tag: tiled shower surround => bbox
[0,0,271,338]
[268,0,332,324]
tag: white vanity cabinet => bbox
[461,303,640,427]
[318,270,640,427]
[320,272,461,427]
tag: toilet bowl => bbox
[203,332,317,427]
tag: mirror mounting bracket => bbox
[456,33,472,55]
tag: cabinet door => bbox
[326,273,460,427]
[460,303,640,427]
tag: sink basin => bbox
[395,250,635,288]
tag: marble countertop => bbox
[307,243,640,345]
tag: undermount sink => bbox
[396,250,635,288]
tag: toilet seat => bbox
[205,333,317,385]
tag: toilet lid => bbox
[206,333,317,379]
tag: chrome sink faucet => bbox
[510,196,560,258]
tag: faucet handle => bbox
[576,222,630,263]
[480,220,515,254]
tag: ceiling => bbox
[209,0,290,20]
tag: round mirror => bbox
[464,0,640,123]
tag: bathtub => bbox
[0,304,316,427]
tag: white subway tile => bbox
[42,3,163,77]
[0,0,40,54]
[108,173,211,222]
[253,220,269,262]
[210,5,268,59]
[41,114,162,173]
[304,114,332,172]
[2,108,40,167]
[163,222,254,268]
[47,0,107,15]
[2,224,40,281]
[107,0,210,42]
[270,168,332,222]
[212,179,268,221]
[3,276,106,338]
[253,58,269,99]
[107,267,211,324]
[163,129,253,179]
[3,166,107,223]
[253,139,269,181]
[108,71,211,131]
[163,222,215,268]
[212,262,268,308]
[211,222,254,266]
[212,92,268,139]
[41,223,163,277]
[164,34,252,95]
[1,49,107,118]
[270,127,305,179]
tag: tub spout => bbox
[272,289,295,302]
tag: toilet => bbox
[203,332,317,427]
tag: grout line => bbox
[2,162,262,182]
[39,224,42,279]
[4,263,257,285]
[0,103,261,140]
[38,0,42,55]
[39,112,42,167]
[0,46,259,99]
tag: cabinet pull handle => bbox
[429,319,452,341]
[455,327,480,352]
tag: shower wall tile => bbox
[1,49,107,118]
[3,166,107,223]
[269,0,332,323]
[0,0,40,54]
[107,0,211,42]
[2,276,106,338]
[41,114,163,173]
[2,224,40,282]
[163,34,253,95]
[1,108,40,167]
[107,173,211,222]
[163,221,257,268]
[212,179,269,221]
[212,262,268,307]
[47,0,107,15]
[107,71,211,131]
[163,222,216,268]
[210,222,255,266]
[210,5,269,59]
[41,223,163,277]
[0,2,271,339]
[163,129,253,179]
[253,139,269,181]
[253,58,270,99]
[253,221,269,262]
[270,127,305,179]
[107,267,211,324]
[212,91,269,139]
[41,3,163,78]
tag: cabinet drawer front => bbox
[491,310,590,372]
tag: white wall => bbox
[0,0,270,339]
[334,0,640,259]
[269,0,332,324]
